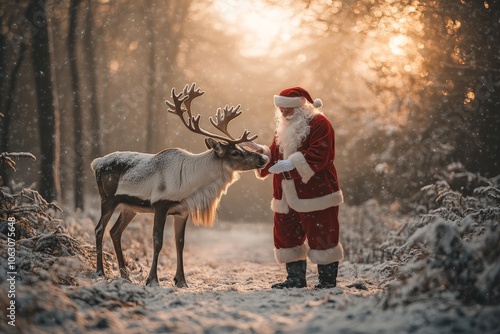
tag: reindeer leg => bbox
[145,202,170,287]
[173,212,189,288]
[95,199,117,276]
[110,208,136,280]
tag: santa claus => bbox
[244,86,344,289]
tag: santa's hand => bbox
[240,141,263,153]
[269,160,294,173]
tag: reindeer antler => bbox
[165,83,257,144]
[182,83,204,118]
[209,105,242,140]
[165,87,191,128]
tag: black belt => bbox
[282,171,292,180]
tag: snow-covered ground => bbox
[2,171,500,333]
[2,216,499,334]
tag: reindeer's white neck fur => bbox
[114,149,238,227]
[182,163,239,227]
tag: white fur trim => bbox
[308,243,344,264]
[282,180,343,212]
[313,98,323,108]
[271,198,289,214]
[271,186,289,213]
[274,95,307,108]
[274,244,307,264]
[288,152,315,184]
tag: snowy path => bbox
[62,222,386,334]
[12,221,498,334]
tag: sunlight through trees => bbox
[1,0,498,211]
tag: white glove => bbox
[240,141,264,153]
[268,160,294,174]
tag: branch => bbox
[0,152,37,171]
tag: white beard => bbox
[275,107,314,158]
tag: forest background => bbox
[1,1,499,332]
[1,0,499,221]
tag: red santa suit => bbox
[258,104,344,265]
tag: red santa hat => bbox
[274,86,323,108]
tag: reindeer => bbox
[91,83,268,287]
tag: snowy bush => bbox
[381,167,500,307]
[0,184,62,239]
[341,199,414,264]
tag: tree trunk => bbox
[1,43,28,186]
[46,6,62,204]
[27,0,57,202]
[145,0,157,152]
[84,0,101,159]
[69,0,85,210]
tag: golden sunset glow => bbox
[212,0,298,57]
[389,34,410,56]
[358,3,425,84]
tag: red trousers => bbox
[274,205,340,250]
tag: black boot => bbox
[271,260,307,289]
[315,262,339,289]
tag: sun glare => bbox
[356,2,425,84]
[213,0,297,57]
[389,34,410,56]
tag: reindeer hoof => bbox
[175,280,188,288]
[145,278,160,287]
[174,276,188,288]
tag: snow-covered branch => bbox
[0,152,36,171]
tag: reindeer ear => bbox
[205,138,225,156]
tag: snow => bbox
[1,171,499,333]
[1,217,499,334]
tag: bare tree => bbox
[145,0,157,152]
[26,0,58,202]
[0,42,27,186]
[46,2,62,204]
[68,0,85,210]
[84,0,101,159]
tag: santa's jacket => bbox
[258,113,344,213]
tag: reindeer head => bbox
[166,83,269,171]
